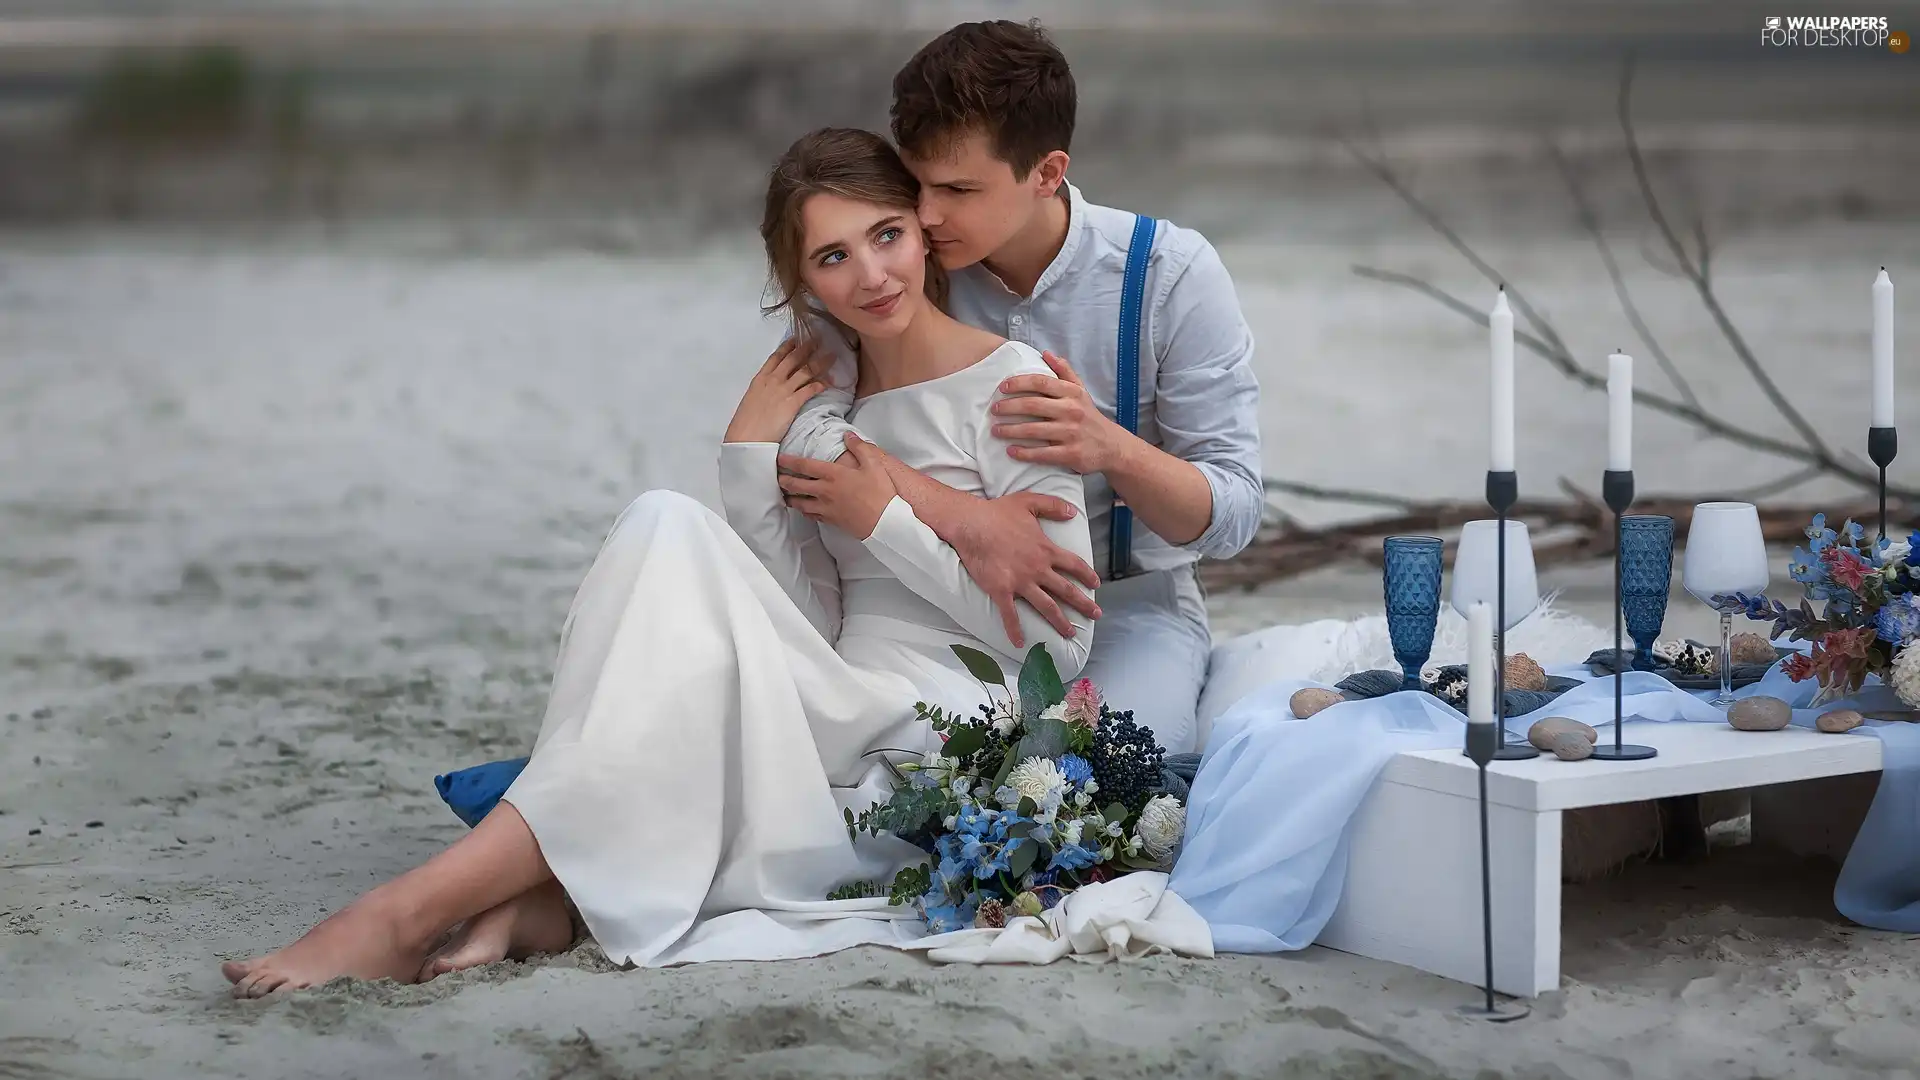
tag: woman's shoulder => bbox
[978,339,1050,382]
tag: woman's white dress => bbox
[500,341,1095,967]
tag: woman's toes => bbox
[221,960,253,985]
[234,970,273,999]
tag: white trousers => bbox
[1076,564,1213,757]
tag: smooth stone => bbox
[1817,708,1864,734]
[1503,653,1548,692]
[1529,716,1598,750]
[1290,688,1343,719]
[1542,730,1595,761]
[1728,696,1792,731]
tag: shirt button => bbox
[1010,314,1024,326]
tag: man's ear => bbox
[1031,150,1071,198]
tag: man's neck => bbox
[980,187,1072,299]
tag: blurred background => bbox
[0,0,1916,701]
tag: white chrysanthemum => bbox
[1135,795,1187,862]
[1005,757,1066,806]
[1893,644,1920,710]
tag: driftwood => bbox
[1199,485,1898,592]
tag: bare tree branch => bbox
[1543,136,1702,412]
[1617,50,1830,463]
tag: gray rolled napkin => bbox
[1334,667,1580,719]
[1584,644,1789,689]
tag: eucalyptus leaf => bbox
[1009,840,1039,879]
[1012,717,1072,763]
[1102,802,1129,824]
[1017,644,1065,718]
[951,644,1007,687]
[941,725,987,762]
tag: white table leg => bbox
[1318,775,1561,997]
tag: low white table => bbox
[1316,720,1884,996]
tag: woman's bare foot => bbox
[221,888,439,998]
[417,882,575,981]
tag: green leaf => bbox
[1102,802,1129,824]
[1012,717,1073,764]
[992,750,1019,791]
[1009,839,1040,879]
[951,644,1007,687]
[1017,644,1065,718]
[1016,795,1037,818]
[941,725,986,762]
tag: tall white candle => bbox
[1874,268,1895,429]
[1608,351,1633,472]
[1490,288,1515,472]
[1467,600,1494,726]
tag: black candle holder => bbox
[1590,470,1658,761]
[1475,471,1539,761]
[1870,426,1897,542]
[1455,710,1530,1022]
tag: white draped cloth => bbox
[499,342,1181,967]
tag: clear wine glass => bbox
[1682,502,1771,706]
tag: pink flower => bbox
[1063,678,1102,728]
[1823,547,1873,592]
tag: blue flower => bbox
[1048,840,1101,872]
[1789,547,1826,585]
[1844,519,1866,542]
[1877,596,1920,648]
[1806,514,1837,553]
[953,805,993,836]
[923,892,980,933]
[1058,754,1094,787]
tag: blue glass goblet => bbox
[1383,536,1445,692]
[1619,515,1676,671]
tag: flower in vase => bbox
[1875,595,1920,649]
[1892,644,1920,710]
[1823,547,1874,593]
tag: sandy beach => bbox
[6,6,1920,1074]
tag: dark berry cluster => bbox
[1089,707,1164,813]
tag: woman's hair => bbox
[760,127,947,346]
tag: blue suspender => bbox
[1110,213,1157,581]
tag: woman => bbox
[219,128,1096,996]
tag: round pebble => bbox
[1529,716,1598,750]
[1728,696,1792,731]
[1817,708,1864,734]
[1290,688,1343,719]
[1541,730,1594,761]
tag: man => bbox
[774,19,1262,755]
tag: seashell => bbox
[1541,730,1594,761]
[1730,633,1777,666]
[1816,708,1863,734]
[1529,716,1598,750]
[1290,688,1343,719]
[1503,654,1548,692]
[1728,696,1791,731]
[1427,669,1469,707]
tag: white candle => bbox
[1607,351,1633,472]
[1490,288,1515,472]
[1467,600,1494,726]
[1874,268,1894,429]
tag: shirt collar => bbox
[1028,180,1088,301]
[973,180,1087,302]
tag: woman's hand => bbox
[724,339,826,445]
[776,434,899,540]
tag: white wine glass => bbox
[1682,502,1771,706]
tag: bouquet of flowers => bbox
[831,643,1187,933]
[1723,514,1920,707]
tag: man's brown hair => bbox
[890,19,1075,176]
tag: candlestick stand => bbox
[1455,713,1529,1022]
[1591,470,1658,761]
[1480,471,1539,761]
[1870,427,1898,542]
